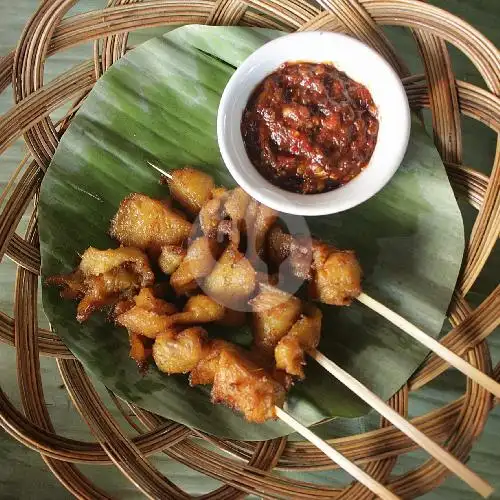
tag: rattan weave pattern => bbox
[0,0,498,498]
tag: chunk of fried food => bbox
[129,332,153,370]
[310,242,362,306]
[204,245,256,308]
[199,187,227,238]
[47,246,154,322]
[110,193,191,252]
[167,167,215,216]
[169,295,225,325]
[116,288,177,339]
[267,226,362,305]
[250,284,301,356]
[267,226,312,280]
[245,199,278,261]
[223,187,251,232]
[170,237,221,296]
[79,247,155,287]
[212,349,286,423]
[77,268,140,322]
[275,304,322,378]
[189,339,236,385]
[158,245,186,275]
[153,326,209,374]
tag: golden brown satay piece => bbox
[48,247,155,322]
[267,226,312,280]
[223,187,251,236]
[77,267,140,322]
[275,304,322,379]
[79,246,155,287]
[267,226,362,305]
[250,284,301,356]
[198,188,227,238]
[203,245,256,308]
[110,193,191,252]
[166,167,215,216]
[168,295,225,325]
[212,349,286,423]
[309,242,362,306]
[129,332,153,370]
[246,200,278,261]
[116,288,177,339]
[189,339,237,386]
[153,326,209,374]
[170,236,221,296]
[158,245,186,275]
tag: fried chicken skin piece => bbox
[158,245,186,275]
[250,284,301,356]
[79,246,155,287]
[310,242,362,306]
[223,187,251,232]
[245,199,278,261]
[168,294,225,325]
[198,187,227,239]
[153,326,209,374]
[189,339,237,385]
[204,245,256,308]
[267,226,362,305]
[275,304,322,379]
[116,288,177,339]
[129,332,154,371]
[212,349,286,423]
[110,193,191,252]
[166,167,215,216]
[76,268,140,322]
[47,247,154,322]
[170,236,221,296]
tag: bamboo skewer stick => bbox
[275,407,400,500]
[357,292,500,399]
[309,350,494,498]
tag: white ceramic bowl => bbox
[217,32,410,216]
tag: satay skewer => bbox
[356,292,500,399]
[275,407,400,500]
[308,350,494,498]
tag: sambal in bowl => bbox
[217,32,410,216]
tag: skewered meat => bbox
[129,332,154,370]
[47,247,154,322]
[158,245,186,275]
[115,288,177,338]
[168,294,225,324]
[212,348,286,423]
[110,193,192,252]
[275,304,322,378]
[268,226,362,305]
[166,167,215,216]
[199,187,227,238]
[250,284,301,356]
[204,245,256,308]
[245,199,278,261]
[170,236,221,296]
[153,326,209,374]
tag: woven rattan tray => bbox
[0,0,499,498]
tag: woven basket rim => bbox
[0,0,499,498]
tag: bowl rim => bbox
[217,31,411,216]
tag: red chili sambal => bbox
[241,62,379,194]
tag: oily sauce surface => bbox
[241,62,379,194]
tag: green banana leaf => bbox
[39,25,464,440]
